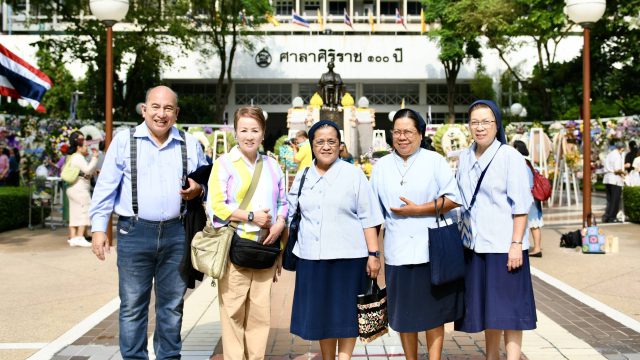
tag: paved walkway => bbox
[3,193,640,360]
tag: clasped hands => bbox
[251,208,286,246]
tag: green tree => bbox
[470,67,496,102]
[464,0,568,121]
[27,0,194,121]
[189,0,272,123]
[423,0,482,123]
[36,46,78,119]
[532,0,640,119]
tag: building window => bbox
[363,84,419,106]
[430,113,447,124]
[328,1,347,15]
[428,112,468,124]
[407,1,422,15]
[274,0,294,16]
[235,83,292,105]
[171,83,217,97]
[303,0,321,12]
[380,1,400,15]
[426,83,474,105]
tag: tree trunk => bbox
[443,59,461,124]
[213,48,228,124]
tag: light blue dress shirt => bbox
[457,139,533,253]
[370,149,460,266]
[287,159,384,260]
[90,123,207,232]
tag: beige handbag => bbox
[191,158,263,282]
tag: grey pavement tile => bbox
[352,347,367,355]
[623,354,640,360]
[58,345,86,356]
[366,345,386,355]
[109,352,123,360]
[51,356,71,360]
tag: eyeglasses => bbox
[391,129,419,138]
[313,139,339,148]
[148,104,176,115]
[469,120,495,128]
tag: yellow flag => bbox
[266,12,280,27]
[400,98,405,109]
[420,8,426,34]
[317,9,324,30]
[368,11,375,33]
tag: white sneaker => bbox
[69,237,92,247]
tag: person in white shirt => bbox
[602,142,626,223]
[627,156,640,186]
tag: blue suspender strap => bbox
[467,144,502,210]
[179,130,187,217]
[129,128,138,217]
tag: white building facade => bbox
[1,0,584,131]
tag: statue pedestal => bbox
[320,108,344,129]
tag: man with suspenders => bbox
[90,86,208,359]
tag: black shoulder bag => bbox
[228,158,281,269]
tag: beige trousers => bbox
[218,261,274,360]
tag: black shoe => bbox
[529,251,542,258]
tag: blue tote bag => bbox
[428,197,465,285]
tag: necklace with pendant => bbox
[393,153,418,186]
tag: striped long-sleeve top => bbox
[207,146,287,241]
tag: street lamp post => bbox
[565,0,606,226]
[89,0,129,244]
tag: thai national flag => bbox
[395,8,407,29]
[292,11,310,28]
[0,43,52,112]
[344,8,353,29]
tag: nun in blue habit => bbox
[454,100,537,360]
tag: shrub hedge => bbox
[0,186,50,232]
[624,186,640,223]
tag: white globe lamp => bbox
[510,103,523,117]
[565,0,606,25]
[292,97,304,108]
[90,0,129,24]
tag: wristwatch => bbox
[368,251,380,258]
[248,211,254,222]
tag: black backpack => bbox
[560,230,582,248]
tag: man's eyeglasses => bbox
[313,139,339,148]
[470,120,495,128]
[391,129,418,138]
[148,105,176,115]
